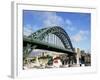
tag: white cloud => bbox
[71,30,89,42]
[66,26,75,31]
[65,19,76,31]
[42,12,64,27]
[29,11,76,33]
[79,30,89,35]
[24,11,76,37]
[38,12,76,33]
[24,25,33,36]
[24,24,40,36]
[65,19,72,26]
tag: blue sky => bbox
[23,10,91,53]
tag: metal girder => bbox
[23,38,76,55]
[28,26,74,51]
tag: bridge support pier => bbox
[75,48,81,67]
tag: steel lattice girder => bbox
[23,38,76,55]
[28,26,74,51]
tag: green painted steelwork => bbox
[23,37,76,55]
[28,26,74,51]
[23,26,76,61]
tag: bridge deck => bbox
[23,38,76,56]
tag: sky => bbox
[23,10,91,53]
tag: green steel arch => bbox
[28,26,74,51]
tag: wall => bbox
[0,0,100,80]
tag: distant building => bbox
[74,48,91,66]
[81,50,91,66]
